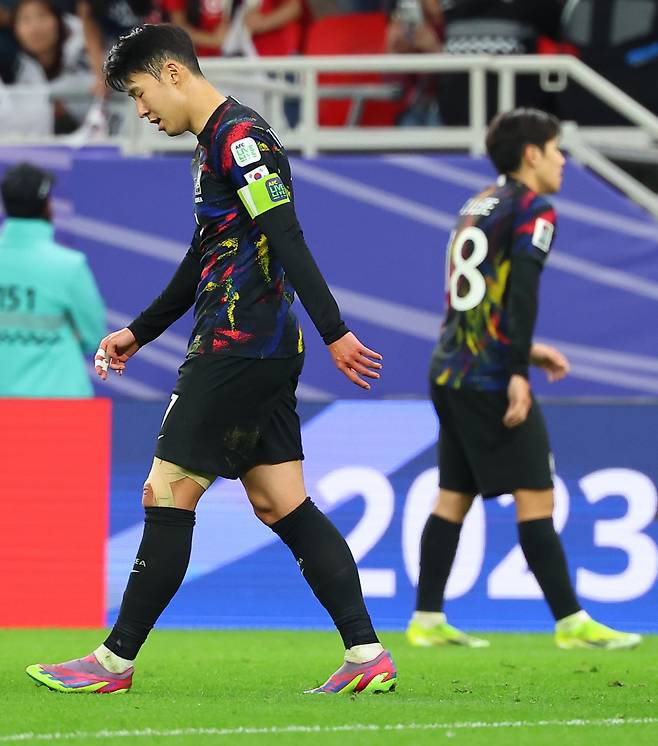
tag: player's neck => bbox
[186,80,227,136]
[508,168,544,195]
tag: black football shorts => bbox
[155,352,305,479]
[431,380,553,498]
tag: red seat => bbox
[303,13,404,126]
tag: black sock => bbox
[104,507,196,660]
[518,517,581,621]
[271,497,378,649]
[415,515,462,612]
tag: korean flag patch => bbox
[532,217,554,253]
[244,165,270,183]
[231,137,261,167]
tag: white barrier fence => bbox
[1,54,658,215]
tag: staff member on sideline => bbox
[0,162,105,397]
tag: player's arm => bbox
[95,229,201,380]
[127,229,202,347]
[225,127,382,389]
[503,200,556,426]
[255,202,382,389]
[507,256,542,381]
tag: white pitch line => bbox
[1,717,657,742]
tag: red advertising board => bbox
[0,399,110,627]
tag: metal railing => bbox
[2,54,658,215]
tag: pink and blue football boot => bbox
[305,650,397,694]
[26,654,133,694]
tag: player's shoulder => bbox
[516,185,556,225]
[214,98,273,145]
[213,99,284,171]
[512,185,557,256]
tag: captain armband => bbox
[237,174,290,219]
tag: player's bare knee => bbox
[435,489,475,522]
[514,488,554,521]
[252,504,276,525]
[249,494,277,524]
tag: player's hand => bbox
[503,374,532,428]
[327,332,383,391]
[530,343,570,382]
[94,327,139,381]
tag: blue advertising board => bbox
[108,400,658,633]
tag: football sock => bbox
[103,507,196,661]
[344,642,384,664]
[415,515,462,612]
[93,644,133,674]
[271,497,379,649]
[518,517,581,621]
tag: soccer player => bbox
[25,24,396,695]
[406,108,642,651]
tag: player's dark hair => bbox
[486,108,561,175]
[104,24,203,93]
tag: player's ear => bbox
[164,61,182,86]
[524,143,542,169]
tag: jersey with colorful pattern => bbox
[431,177,556,390]
[187,97,302,358]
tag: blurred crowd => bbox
[0,0,656,135]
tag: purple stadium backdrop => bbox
[0,146,656,402]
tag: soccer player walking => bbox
[26,24,396,695]
[407,109,642,651]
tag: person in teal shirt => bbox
[0,162,105,397]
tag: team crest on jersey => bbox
[532,218,554,253]
[231,137,261,167]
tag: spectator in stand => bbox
[559,0,658,123]
[387,0,441,56]
[438,0,564,125]
[163,1,302,59]
[2,1,78,84]
[385,0,443,125]
[161,0,230,58]
[0,3,20,83]
[245,0,303,57]
[12,0,92,132]
[75,1,161,92]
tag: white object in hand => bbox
[95,346,109,372]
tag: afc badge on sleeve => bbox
[231,137,261,167]
[532,217,554,253]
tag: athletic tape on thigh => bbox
[144,458,215,507]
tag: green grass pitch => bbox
[1,629,656,746]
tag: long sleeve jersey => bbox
[129,97,348,358]
[431,176,556,390]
